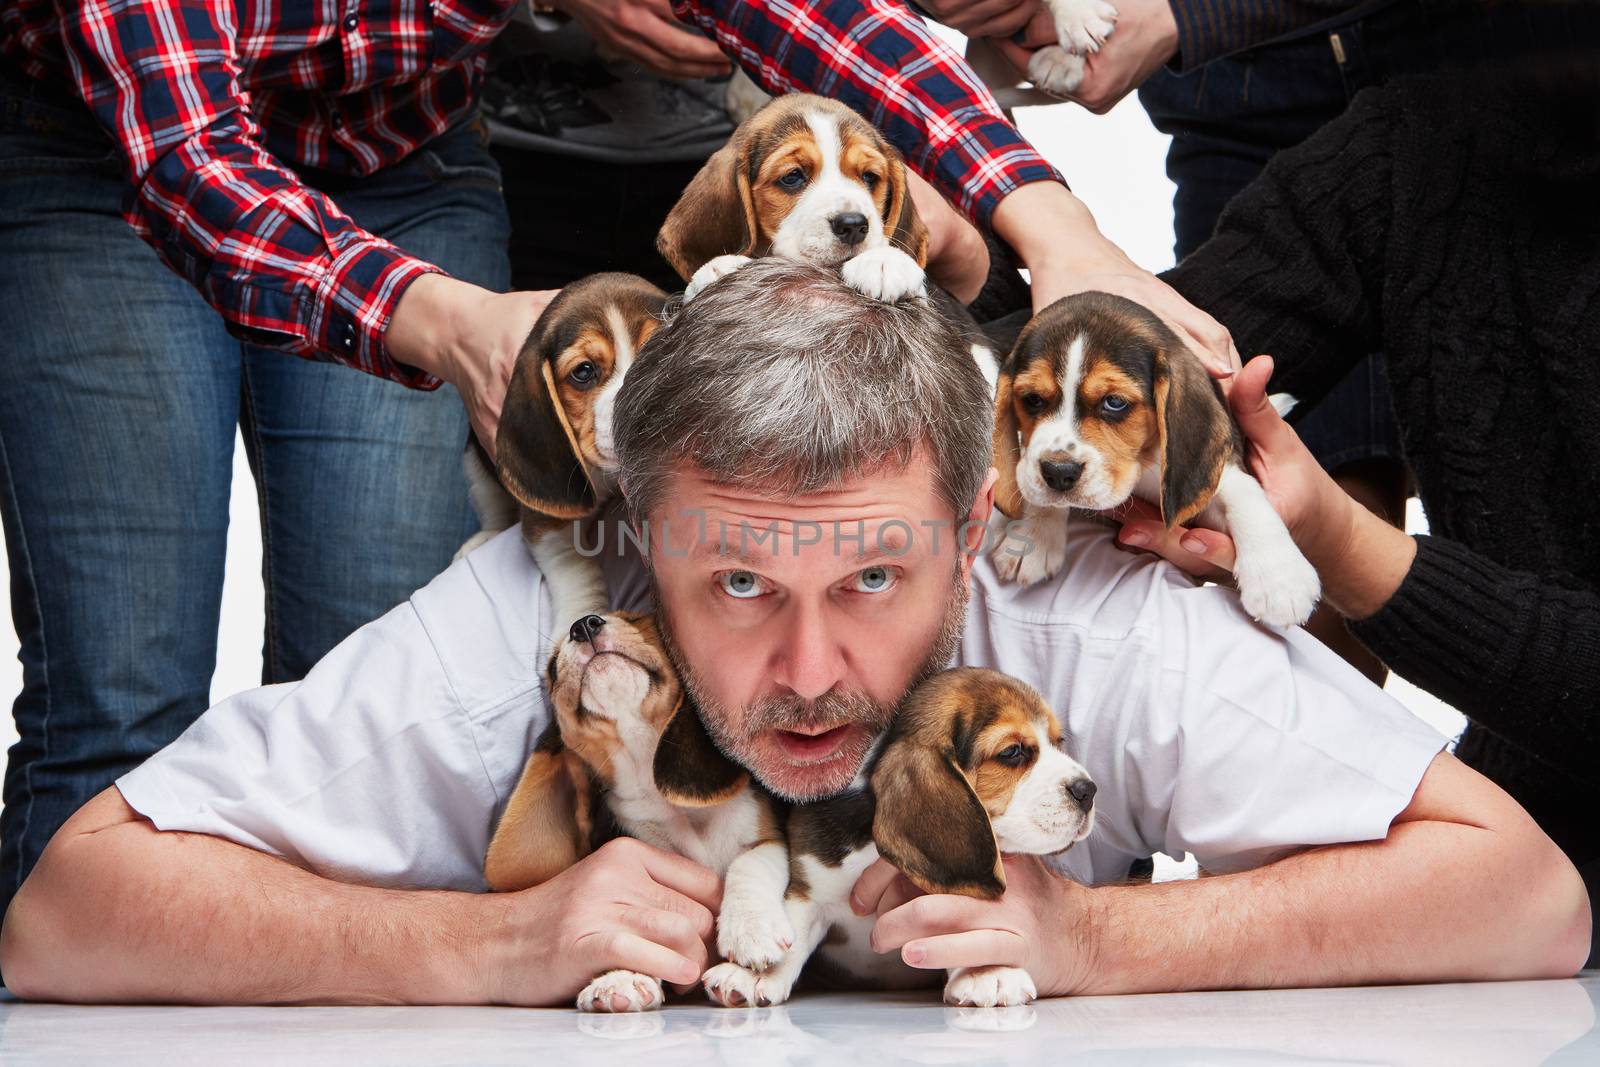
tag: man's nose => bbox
[773,607,848,701]
[1040,459,1084,492]
[830,212,869,246]
[1065,777,1096,811]
[569,614,605,643]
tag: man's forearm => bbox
[1074,755,1590,994]
[0,788,487,1004]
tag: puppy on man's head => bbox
[656,93,929,303]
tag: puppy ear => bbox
[883,155,930,268]
[656,138,758,281]
[495,345,597,521]
[871,741,1005,899]
[485,720,594,891]
[653,691,750,807]
[1153,346,1239,527]
[991,371,1025,518]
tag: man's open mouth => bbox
[770,723,855,763]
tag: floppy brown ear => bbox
[653,691,750,807]
[991,371,1025,519]
[1153,346,1238,528]
[495,351,597,521]
[871,741,1004,899]
[883,156,930,268]
[656,138,759,282]
[484,721,594,891]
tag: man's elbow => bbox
[0,864,75,1000]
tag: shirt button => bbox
[339,324,356,350]
[342,13,358,30]
[330,111,344,129]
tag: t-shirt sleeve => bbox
[115,529,552,892]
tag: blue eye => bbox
[1101,395,1129,415]
[853,566,894,594]
[777,168,807,191]
[719,571,763,599]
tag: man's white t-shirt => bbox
[116,523,1446,891]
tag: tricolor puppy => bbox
[455,273,668,628]
[701,668,1095,1010]
[485,612,794,1013]
[990,291,1321,627]
[656,93,929,303]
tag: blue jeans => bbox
[0,82,509,924]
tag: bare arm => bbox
[0,788,719,1005]
[861,754,1591,992]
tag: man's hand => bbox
[991,0,1178,113]
[479,837,722,1006]
[920,0,1044,40]
[850,854,1099,997]
[387,274,556,459]
[991,182,1241,376]
[552,0,731,80]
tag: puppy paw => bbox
[1051,0,1118,53]
[1234,542,1321,628]
[576,969,665,1013]
[1014,511,1070,585]
[685,255,753,301]
[451,529,498,562]
[702,962,793,1008]
[718,906,795,973]
[840,246,926,302]
[944,965,1038,1008]
[1027,46,1088,96]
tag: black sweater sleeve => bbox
[1161,84,1395,414]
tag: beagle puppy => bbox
[990,291,1321,628]
[1027,0,1121,97]
[455,273,669,629]
[701,668,1095,1010]
[656,93,930,304]
[485,611,794,1013]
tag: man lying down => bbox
[1,262,1587,1006]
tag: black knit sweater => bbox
[1163,66,1600,870]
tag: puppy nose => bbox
[569,614,606,643]
[1040,459,1085,492]
[830,212,869,246]
[1066,778,1096,810]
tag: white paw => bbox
[451,529,497,562]
[685,254,753,301]
[576,969,665,1013]
[840,246,926,302]
[1027,46,1087,96]
[1051,0,1118,53]
[1234,541,1321,628]
[702,962,793,1008]
[944,965,1038,1008]
[991,510,1070,586]
[718,906,795,972]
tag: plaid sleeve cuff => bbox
[315,243,446,390]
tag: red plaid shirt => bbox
[1,0,1063,386]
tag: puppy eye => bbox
[718,570,766,600]
[1020,393,1048,416]
[778,168,808,191]
[568,361,599,387]
[850,565,897,594]
[995,743,1031,766]
[1100,395,1129,414]
[861,171,881,191]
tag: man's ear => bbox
[991,372,1025,519]
[485,720,594,891]
[656,137,759,282]
[496,333,598,520]
[871,740,1004,899]
[883,154,930,268]
[1153,346,1238,527]
[653,691,750,807]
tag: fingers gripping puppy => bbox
[455,273,667,628]
[702,668,1096,1010]
[657,93,930,303]
[484,612,792,1013]
[990,291,1321,627]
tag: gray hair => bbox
[614,260,993,527]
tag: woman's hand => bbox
[850,854,1101,997]
[551,0,731,80]
[990,182,1241,377]
[918,0,1044,40]
[387,274,556,458]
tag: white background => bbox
[0,93,1464,805]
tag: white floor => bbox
[2,977,1595,1065]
